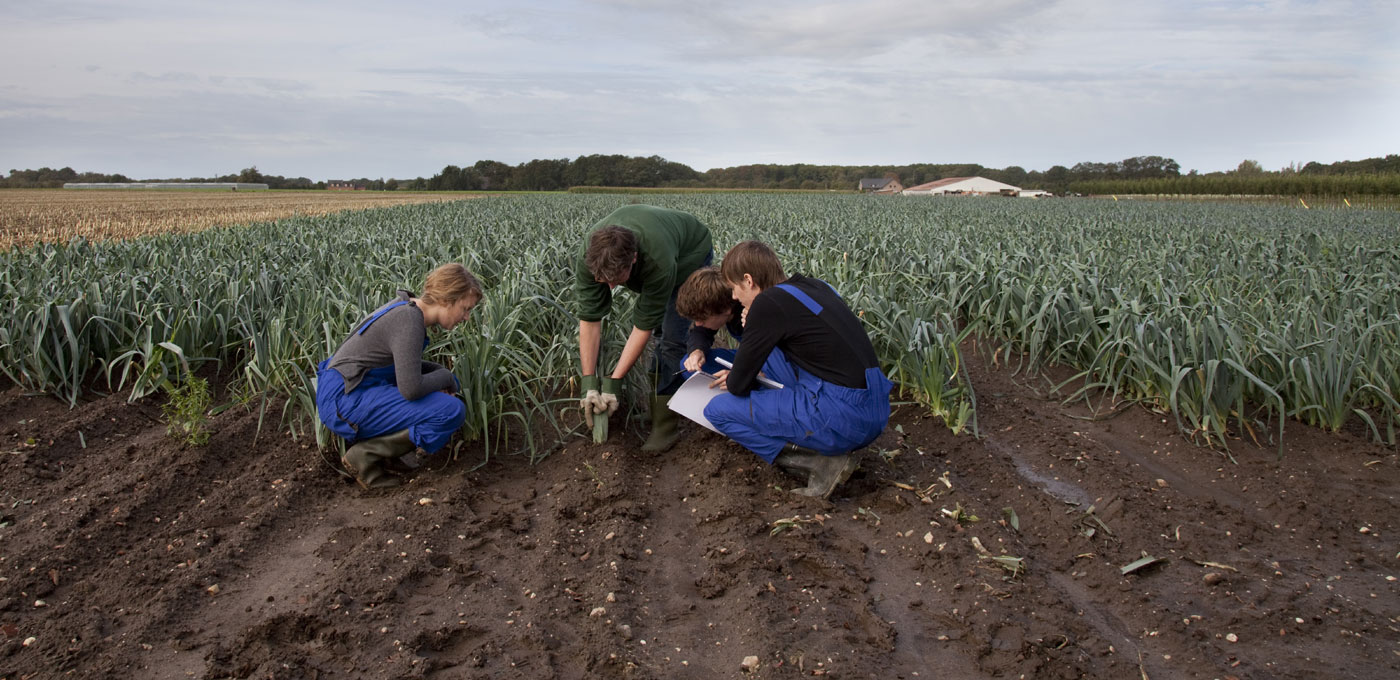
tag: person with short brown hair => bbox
[704,241,892,499]
[584,226,639,285]
[316,263,483,490]
[719,240,787,290]
[576,205,712,451]
[676,266,745,376]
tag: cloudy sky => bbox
[2,0,1397,180]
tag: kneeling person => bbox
[676,266,745,377]
[316,264,482,490]
[704,242,892,499]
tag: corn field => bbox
[2,194,1397,459]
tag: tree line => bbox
[0,166,318,190]
[406,155,1185,192]
[406,153,1400,195]
[6,154,1398,195]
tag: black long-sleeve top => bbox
[684,300,746,357]
[726,275,879,397]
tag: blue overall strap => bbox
[356,300,411,335]
[775,283,824,316]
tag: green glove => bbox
[578,374,606,441]
[598,377,621,417]
[580,374,600,423]
[580,375,601,423]
[592,376,621,443]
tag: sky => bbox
[2,0,1397,180]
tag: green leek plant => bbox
[4,193,1397,461]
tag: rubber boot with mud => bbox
[775,443,859,499]
[640,393,680,452]
[342,429,416,490]
[773,443,820,478]
[379,449,423,475]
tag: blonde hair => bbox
[420,263,483,306]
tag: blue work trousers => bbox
[703,348,893,464]
[316,360,465,454]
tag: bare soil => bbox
[2,349,1397,679]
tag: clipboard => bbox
[669,359,786,433]
[668,371,725,433]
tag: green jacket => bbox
[575,205,713,330]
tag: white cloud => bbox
[0,0,1395,178]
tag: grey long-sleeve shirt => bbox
[326,290,457,400]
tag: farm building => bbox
[328,181,365,191]
[857,177,904,194]
[902,176,1021,196]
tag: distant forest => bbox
[0,167,320,191]
[4,154,1398,195]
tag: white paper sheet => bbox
[669,361,787,432]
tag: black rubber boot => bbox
[342,429,416,490]
[641,393,680,452]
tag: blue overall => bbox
[315,301,465,454]
[702,284,893,464]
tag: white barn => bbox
[902,176,1021,196]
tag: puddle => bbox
[985,437,1095,507]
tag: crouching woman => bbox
[316,263,483,489]
[704,241,892,499]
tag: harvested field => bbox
[0,190,478,250]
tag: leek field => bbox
[3,194,1398,456]
[4,192,1400,679]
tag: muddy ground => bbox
[2,348,1397,679]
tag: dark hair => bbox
[720,240,785,289]
[676,266,733,321]
[585,226,638,283]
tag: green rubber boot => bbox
[641,393,680,452]
[342,429,416,490]
[773,443,820,478]
[775,444,859,499]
